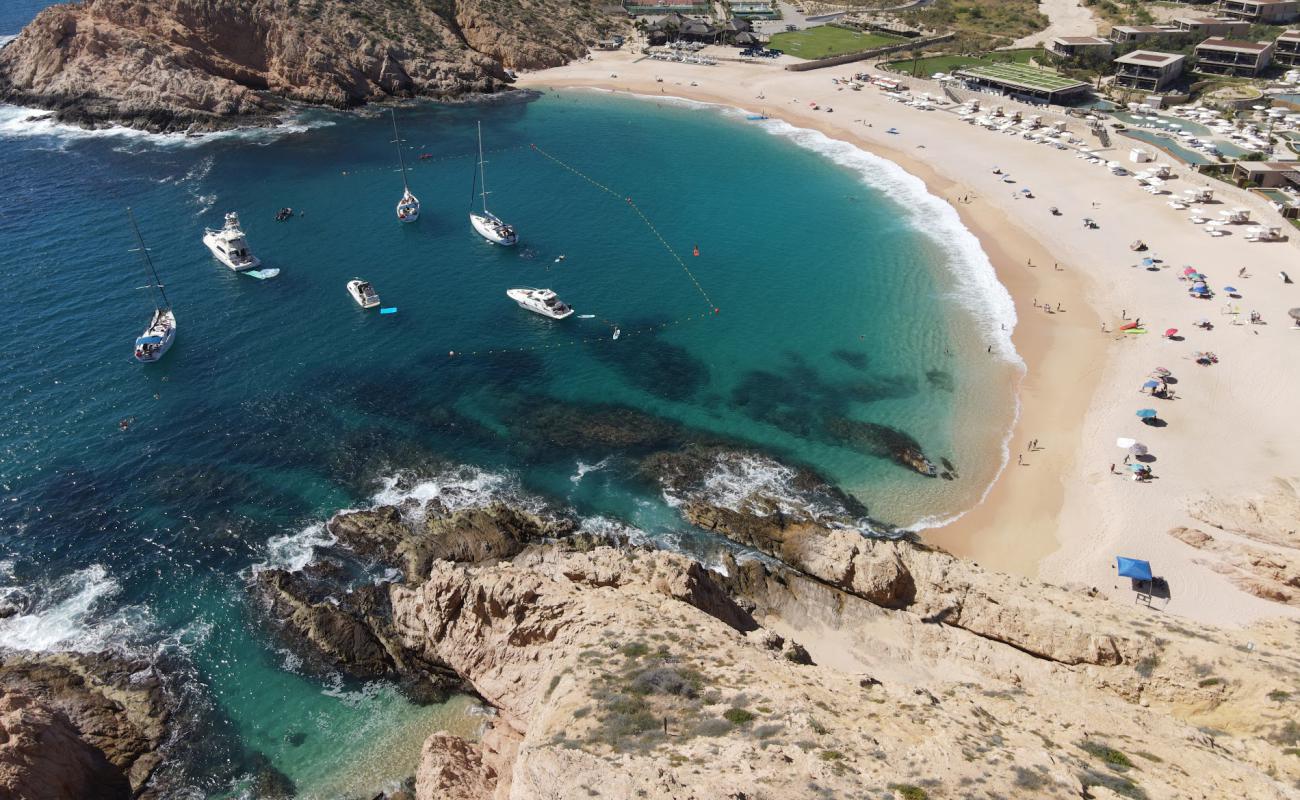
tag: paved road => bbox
[1004,0,1100,50]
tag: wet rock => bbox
[0,587,29,618]
[415,733,497,800]
[248,751,296,799]
[328,502,573,582]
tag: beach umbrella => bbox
[1152,367,1171,376]
[1290,308,1300,321]
[1164,328,1178,337]
[1116,557,1153,581]
[1116,437,1137,449]
[1142,258,1155,267]
[1142,379,1160,389]
[1128,442,1149,456]
[1136,408,1158,419]
[1021,188,1032,195]
[1182,267,1198,275]
[1223,286,1238,293]
[1128,463,1148,472]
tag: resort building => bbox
[1194,38,1274,76]
[1109,25,1179,45]
[1231,161,1300,188]
[622,0,711,14]
[1049,36,1114,58]
[1173,15,1250,36]
[1276,29,1300,66]
[1216,0,1299,23]
[728,1,777,18]
[953,63,1092,104]
[1113,51,1186,92]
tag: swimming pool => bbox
[1111,111,1212,137]
[1119,129,1213,165]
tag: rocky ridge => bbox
[0,0,624,132]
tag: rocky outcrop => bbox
[0,651,176,798]
[387,544,1300,800]
[687,502,1138,666]
[414,733,497,800]
[328,502,573,582]
[1172,479,1300,606]
[0,691,131,800]
[0,0,624,133]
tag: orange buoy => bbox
[693,245,700,257]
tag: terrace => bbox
[1194,38,1274,76]
[1276,30,1300,66]
[953,63,1091,104]
[1216,0,1299,24]
[1113,51,1186,92]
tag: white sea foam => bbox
[0,564,150,652]
[255,522,337,574]
[576,515,650,547]
[569,457,611,484]
[370,466,536,519]
[0,103,335,147]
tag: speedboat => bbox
[135,308,176,363]
[469,122,517,246]
[347,279,381,309]
[506,288,573,320]
[202,212,261,271]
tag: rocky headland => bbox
[7,449,1298,798]
[0,0,625,132]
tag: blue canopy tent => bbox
[1116,557,1153,581]
[1136,408,1158,419]
[1142,380,1159,390]
[135,336,163,346]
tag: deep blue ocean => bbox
[0,5,1020,795]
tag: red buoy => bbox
[693,245,700,257]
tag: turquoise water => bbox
[0,10,1019,793]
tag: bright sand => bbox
[518,49,1300,627]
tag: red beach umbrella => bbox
[1164,328,1178,337]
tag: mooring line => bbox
[529,143,717,312]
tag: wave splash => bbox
[0,564,153,653]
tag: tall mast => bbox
[477,121,490,214]
[391,109,410,192]
[127,207,170,311]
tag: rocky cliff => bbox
[0,0,624,132]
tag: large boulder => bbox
[0,691,132,800]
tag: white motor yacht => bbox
[469,122,517,246]
[202,212,261,271]
[507,288,573,320]
[127,208,177,363]
[347,279,381,309]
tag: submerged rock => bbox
[821,417,937,477]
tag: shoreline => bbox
[518,51,1300,626]
[519,70,1101,577]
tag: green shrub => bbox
[888,784,929,800]
[1080,740,1135,771]
[819,749,844,761]
[723,707,756,725]
[1198,677,1222,687]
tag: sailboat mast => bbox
[477,121,489,214]
[391,109,410,192]
[127,207,170,311]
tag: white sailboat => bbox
[202,211,261,271]
[128,208,176,363]
[469,122,517,246]
[392,110,420,223]
[347,279,381,309]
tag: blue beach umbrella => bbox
[1136,408,1158,419]
[1223,286,1239,294]
[1141,257,1154,266]
[1116,557,1153,581]
[1142,380,1159,389]
[1128,463,1148,472]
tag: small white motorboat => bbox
[127,208,177,363]
[506,287,573,320]
[202,211,261,271]
[469,121,517,246]
[347,279,381,309]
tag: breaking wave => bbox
[0,564,152,653]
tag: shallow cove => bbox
[0,90,1019,794]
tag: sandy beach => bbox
[518,49,1300,627]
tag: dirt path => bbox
[1005,0,1101,50]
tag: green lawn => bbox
[884,48,1045,79]
[766,26,904,59]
